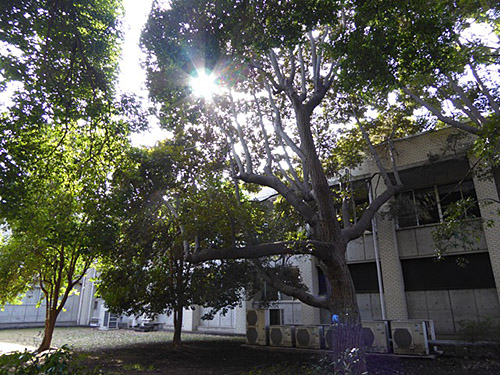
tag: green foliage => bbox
[242,350,364,375]
[0,0,129,351]
[431,197,484,258]
[98,142,259,324]
[474,115,500,167]
[309,349,365,375]
[458,318,500,353]
[0,346,98,375]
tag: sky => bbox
[119,0,170,147]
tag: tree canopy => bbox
[141,1,499,369]
[0,0,129,351]
[98,141,258,344]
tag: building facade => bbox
[265,128,500,335]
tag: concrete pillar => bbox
[471,166,500,304]
[182,306,199,332]
[297,255,321,324]
[375,213,409,320]
[234,300,247,334]
[77,272,95,326]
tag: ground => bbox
[0,327,499,374]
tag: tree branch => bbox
[229,91,253,173]
[402,87,480,134]
[253,261,329,309]
[342,184,400,241]
[187,240,325,263]
[448,78,486,125]
[469,63,500,116]
[307,31,320,88]
[253,93,273,172]
[297,46,307,102]
[238,171,318,226]
[353,111,393,189]
[288,48,296,87]
[269,49,285,88]
[265,83,305,160]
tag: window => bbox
[269,309,283,325]
[317,267,327,296]
[396,180,479,228]
[402,253,495,291]
[317,263,379,294]
[438,180,480,218]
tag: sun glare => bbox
[190,70,219,100]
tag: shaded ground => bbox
[76,341,500,375]
[1,327,499,374]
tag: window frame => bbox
[396,180,479,229]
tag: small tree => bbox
[0,0,127,351]
[0,132,121,351]
[99,143,256,345]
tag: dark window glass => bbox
[402,253,495,291]
[269,309,282,325]
[460,180,481,218]
[414,187,440,225]
[317,267,327,295]
[347,262,379,293]
[438,180,480,219]
[438,182,463,216]
[397,191,418,228]
[397,180,480,229]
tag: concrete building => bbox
[259,127,500,335]
[0,270,97,329]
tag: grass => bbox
[0,327,244,352]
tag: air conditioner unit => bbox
[361,321,390,353]
[323,325,334,350]
[390,320,432,355]
[246,309,267,346]
[323,321,388,353]
[295,325,324,349]
[269,325,295,347]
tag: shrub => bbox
[310,348,365,375]
[458,318,500,356]
[458,318,500,343]
[0,345,99,375]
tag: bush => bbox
[458,318,500,357]
[0,345,99,375]
[458,318,500,343]
[310,348,365,375]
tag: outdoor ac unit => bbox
[246,309,267,346]
[323,322,388,353]
[295,325,324,349]
[391,320,432,355]
[361,321,390,353]
[269,325,295,347]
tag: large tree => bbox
[141,1,414,369]
[343,0,500,164]
[0,0,129,351]
[99,142,256,346]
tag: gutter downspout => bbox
[368,179,387,320]
[86,268,96,325]
[76,275,85,325]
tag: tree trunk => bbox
[38,308,59,352]
[323,245,367,374]
[172,305,183,346]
